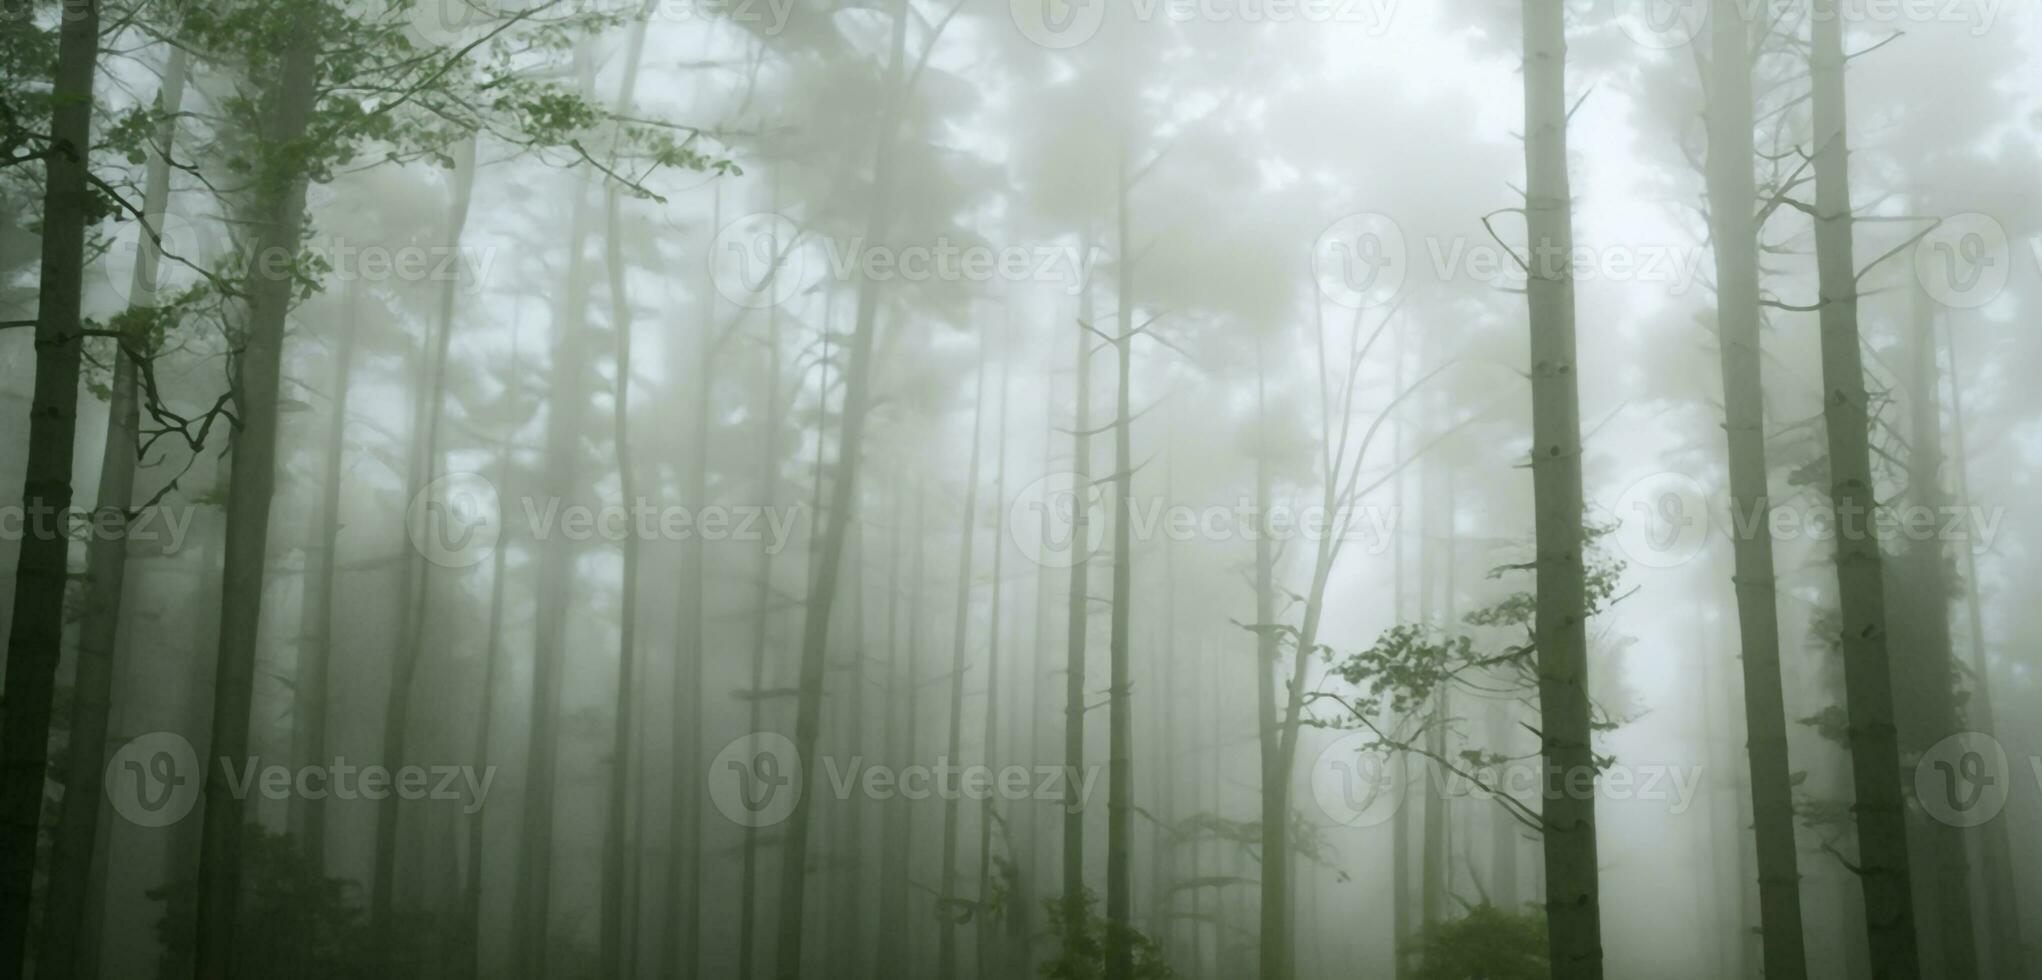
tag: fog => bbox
[2,1,2039,978]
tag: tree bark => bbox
[938,344,988,978]
[1807,4,1922,974]
[1520,4,1603,976]
[0,3,103,972]
[977,338,1013,977]
[1062,239,1096,925]
[1104,153,1138,980]
[1701,6,1809,976]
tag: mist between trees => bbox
[1,3,2039,980]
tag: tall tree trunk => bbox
[464,343,519,980]
[1253,338,1288,980]
[977,339,1013,978]
[1701,6,1810,975]
[193,9,322,974]
[1104,155,1140,980]
[1902,287,1978,979]
[739,262,786,980]
[939,345,989,978]
[1485,698,1519,911]
[373,132,478,965]
[513,53,600,975]
[771,6,911,975]
[38,44,185,980]
[1807,4,1922,973]
[599,175,644,980]
[1062,241,1096,924]
[0,3,103,973]
[1520,4,1603,976]
[872,474,911,976]
[1942,325,2030,979]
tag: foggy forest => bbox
[2,1,2040,978]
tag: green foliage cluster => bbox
[1404,902,1550,980]
[1038,890,1176,980]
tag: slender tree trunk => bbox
[1701,6,1810,975]
[38,45,186,980]
[1253,339,1288,980]
[772,7,912,975]
[939,345,989,977]
[872,474,911,976]
[978,339,1013,978]
[1485,698,1519,911]
[739,263,786,980]
[193,10,322,974]
[1520,4,1603,976]
[1062,241,1096,924]
[1104,156,1140,980]
[1902,288,1978,979]
[1808,4,1922,974]
[0,4,103,972]
[1942,325,2030,980]
[599,172,645,980]
[513,56,600,975]
[374,133,478,965]
[464,346,519,979]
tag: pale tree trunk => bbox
[194,9,322,973]
[1902,287,1979,978]
[1520,4,1603,975]
[1104,155,1139,980]
[977,340,1013,977]
[1701,5,1810,975]
[939,346,989,977]
[1253,338,1288,980]
[513,53,601,976]
[739,273,786,980]
[1808,3,1922,973]
[39,45,185,980]
[871,474,911,976]
[1485,698,1519,911]
[0,3,103,972]
[374,132,478,961]
[1062,245,1096,923]
[1942,325,2030,979]
[772,5,914,974]
[464,342,519,980]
